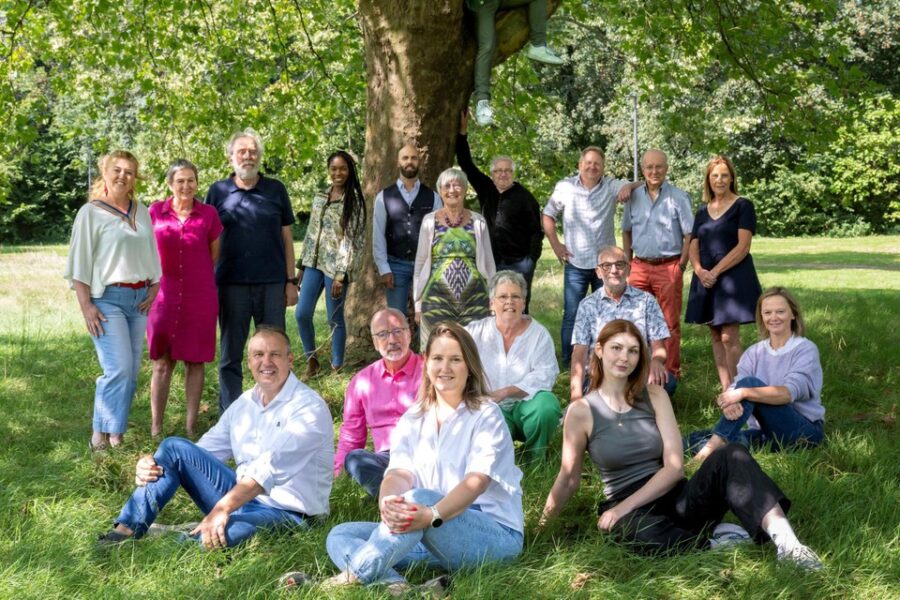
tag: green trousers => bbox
[471,0,549,101]
[500,390,562,462]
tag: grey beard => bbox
[235,164,260,180]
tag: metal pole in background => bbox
[86,147,93,194]
[632,93,639,180]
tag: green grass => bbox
[0,236,898,599]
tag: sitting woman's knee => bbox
[403,488,443,506]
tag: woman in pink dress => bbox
[147,159,223,436]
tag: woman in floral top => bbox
[295,150,366,377]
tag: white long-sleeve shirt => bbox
[198,372,334,516]
[465,316,559,403]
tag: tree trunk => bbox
[346,0,560,352]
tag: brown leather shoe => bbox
[304,355,321,379]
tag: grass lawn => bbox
[0,236,897,599]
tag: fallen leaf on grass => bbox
[199,402,209,414]
[851,413,873,422]
[571,572,592,590]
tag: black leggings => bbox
[600,443,791,555]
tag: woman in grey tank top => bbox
[539,320,823,570]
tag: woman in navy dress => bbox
[685,155,762,391]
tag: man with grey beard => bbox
[206,128,298,413]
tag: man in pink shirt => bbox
[335,308,422,497]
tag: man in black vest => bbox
[372,144,442,316]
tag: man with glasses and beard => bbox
[334,309,423,498]
[372,144,442,317]
[569,246,674,400]
[206,128,298,413]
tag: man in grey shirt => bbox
[622,149,693,388]
[542,146,639,367]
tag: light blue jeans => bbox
[90,285,148,434]
[384,257,415,317]
[325,488,523,585]
[295,267,347,368]
[115,437,307,547]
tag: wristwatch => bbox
[429,505,443,528]
[287,276,299,286]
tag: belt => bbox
[110,280,151,289]
[635,255,679,265]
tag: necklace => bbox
[443,209,464,228]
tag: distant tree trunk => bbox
[346,0,560,351]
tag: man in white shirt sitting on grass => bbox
[97,326,334,550]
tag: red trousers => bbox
[629,258,683,376]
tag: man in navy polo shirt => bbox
[206,128,298,413]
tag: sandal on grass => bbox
[278,571,311,590]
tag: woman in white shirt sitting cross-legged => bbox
[465,270,561,463]
[281,321,524,595]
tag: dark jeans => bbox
[602,443,790,555]
[115,437,306,547]
[218,282,286,413]
[685,376,825,454]
[561,263,602,367]
[497,256,537,314]
[345,449,391,498]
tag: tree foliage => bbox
[0,0,896,248]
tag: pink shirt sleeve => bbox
[334,370,370,475]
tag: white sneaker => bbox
[777,544,824,571]
[708,522,751,550]
[475,99,494,126]
[526,44,564,65]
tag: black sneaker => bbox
[96,529,132,549]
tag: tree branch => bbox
[2,0,37,61]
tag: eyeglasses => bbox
[491,168,513,174]
[598,261,628,272]
[495,294,523,303]
[372,327,409,340]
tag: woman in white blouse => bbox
[64,151,161,451]
[466,270,562,463]
[284,322,523,595]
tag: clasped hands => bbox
[380,495,431,534]
[716,388,745,420]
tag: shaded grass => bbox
[0,236,898,598]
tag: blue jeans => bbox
[384,257,415,316]
[295,267,347,368]
[561,264,601,367]
[218,283,286,413]
[345,449,391,498]
[685,377,825,453]
[325,488,523,585]
[115,437,306,547]
[90,285,148,434]
[497,256,536,314]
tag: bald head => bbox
[641,149,668,191]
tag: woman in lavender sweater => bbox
[689,287,824,462]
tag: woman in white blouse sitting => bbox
[64,151,161,451]
[304,322,524,595]
[466,270,562,463]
